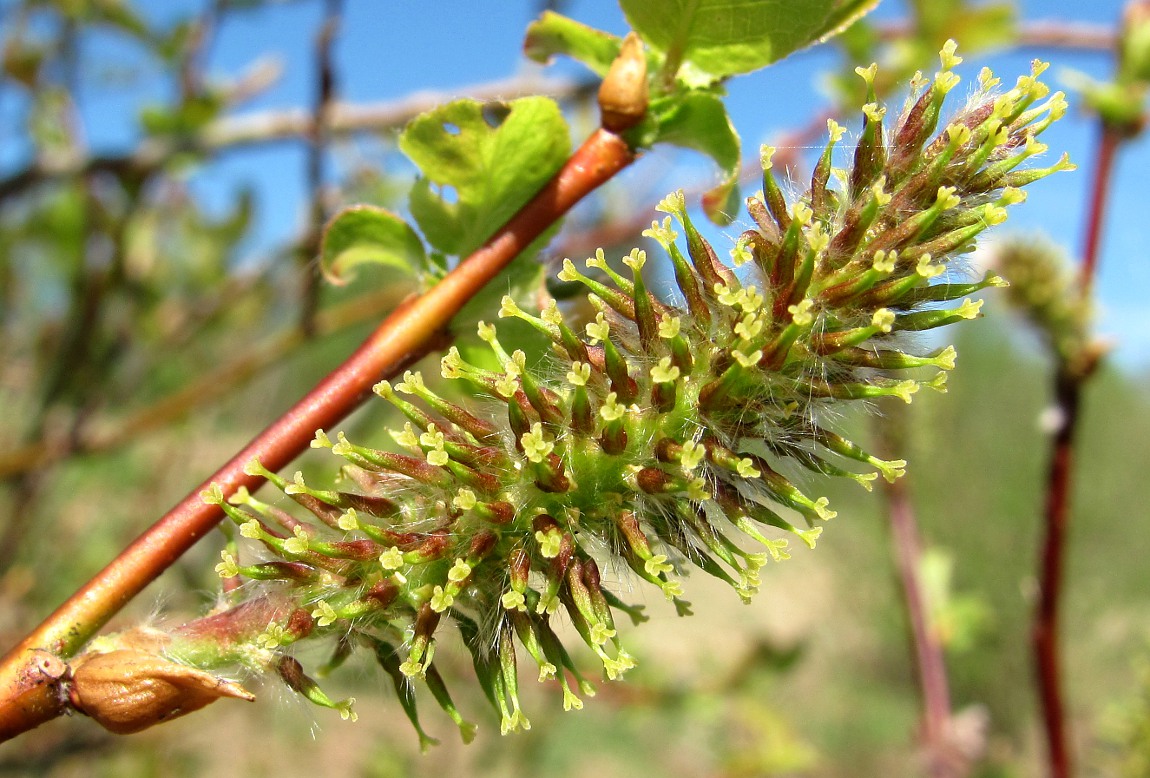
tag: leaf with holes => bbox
[400,97,570,258]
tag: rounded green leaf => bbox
[648,92,741,223]
[621,0,878,84]
[320,205,427,285]
[524,11,623,77]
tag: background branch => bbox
[0,75,589,204]
[298,0,344,336]
[1033,121,1124,778]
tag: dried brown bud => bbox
[598,33,648,133]
[69,646,254,734]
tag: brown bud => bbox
[69,648,254,734]
[508,547,531,589]
[479,499,515,524]
[468,529,499,558]
[1122,1,1150,84]
[598,33,648,133]
[364,578,400,609]
[636,466,674,494]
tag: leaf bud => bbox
[598,33,648,133]
[68,639,254,734]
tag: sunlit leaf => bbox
[400,97,570,258]
[320,205,427,285]
[648,92,742,224]
[620,0,878,85]
[524,11,623,77]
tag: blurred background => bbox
[1,1,1148,775]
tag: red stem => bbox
[1032,121,1123,778]
[884,475,960,778]
[1033,370,1081,778]
[0,128,635,741]
[875,406,964,777]
[1078,126,1122,296]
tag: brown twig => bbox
[1032,121,1123,778]
[298,0,343,336]
[0,126,635,742]
[0,76,590,205]
[178,0,226,101]
[874,408,966,778]
[874,19,1116,51]
[884,478,963,777]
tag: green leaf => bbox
[139,93,223,137]
[400,97,570,258]
[620,0,878,84]
[647,92,742,224]
[524,11,622,77]
[320,205,427,285]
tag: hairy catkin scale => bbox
[146,44,1074,740]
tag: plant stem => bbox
[1033,368,1082,778]
[884,475,962,778]
[1078,126,1122,297]
[298,0,343,337]
[1032,121,1122,778]
[875,408,963,778]
[0,127,635,742]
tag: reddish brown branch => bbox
[0,128,635,742]
[884,475,964,778]
[1078,126,1123,296]
[874,407,966,778]
[1032,106,1126,778]
[1033,369,1082,778]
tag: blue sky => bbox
[3,0,1146,365]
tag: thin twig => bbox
[884,477,962,777]
[0,76,590,205]
[874,407,966,778]
[298,0,343,336]
[0,127,635,741]
[1078,127,1122,296]
[874,20,1116,51]
[178,0,226,100]
[1032,121,1123,778]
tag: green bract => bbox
[185,45,1071,744]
